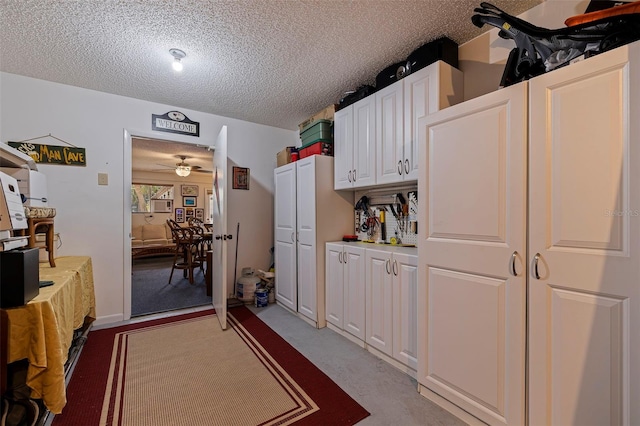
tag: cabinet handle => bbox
[348,170,352,182]
[385,259,391,274]
[397,160,403,175]
[533,253,541,279]
[343,250,348,264]
[291,232,295,242]
[338,251,342,263]
[392,259,398,276]
[510,251,518,276]
[353,169,356,182]
[405,159,410,174]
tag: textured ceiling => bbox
[0,0,542,130]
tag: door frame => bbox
[122,128,214,320]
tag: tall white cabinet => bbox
[274,155,354,328]
[417,42,640,425]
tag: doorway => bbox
[130,137,213,317]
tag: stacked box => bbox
[300,119,332,146]
[276,147,296,167]
[299,141,333,159]
[298,105,336,133]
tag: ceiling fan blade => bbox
[155,163,175,169]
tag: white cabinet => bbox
[417,42,640,426]
[274,162,297,313]
[274,156,353,328]
[335,61,462,190]
[366,248,418,370]
[376,62,463,185]
[334,96,376,190]
[527,43,640,426]
[325,242,366,340]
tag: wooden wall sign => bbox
[8,141,86,166]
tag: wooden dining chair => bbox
[166,219,202,284]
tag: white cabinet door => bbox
[274,163,297,312]
[403,65,441,181]
[418,82,527,426]
[352,96,376,188]
[334,106,353,190]
[393,252,418,370]
[325,243,344,329]
[296,158,317,322]
[365,248,393,356]
[376,82,404,185]
[528,44,640,426]
[344,245,366,340]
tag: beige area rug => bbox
[101,314,318,425]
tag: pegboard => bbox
[354,185,418,246]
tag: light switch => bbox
[98,173,109,186]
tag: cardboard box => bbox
[298,104,337,132]
[276,147,296,167]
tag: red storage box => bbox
[299,141,333,159]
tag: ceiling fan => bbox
[155,155,212,177]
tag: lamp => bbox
[169,48,186,72]
[175,165,191,177]
[175,156,191,177]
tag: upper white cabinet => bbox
[334,96,376,190]
[417,42,640,426]
[376,62,464,186]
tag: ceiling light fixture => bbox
[175,156,191,177]
[169,48,186,72]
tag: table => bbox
[2,256,96,414]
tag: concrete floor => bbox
[248,303,469,426]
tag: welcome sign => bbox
[152,111,200,137]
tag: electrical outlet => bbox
[98,173,108,186]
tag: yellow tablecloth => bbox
[4,256,96,414]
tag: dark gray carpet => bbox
[131,256,212,317]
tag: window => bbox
[131,184,174,213]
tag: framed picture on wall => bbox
[195,208,204,220]
[183,196,197,207]
[181,184,199,196]
[175,208,185,223]
[185,208,194,218]
[232,166,249,190]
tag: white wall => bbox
[459,0,589,100]
[0,72,298,324]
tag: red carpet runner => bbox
[52,307,369,425]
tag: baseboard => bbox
[92,313,124,328]
[418,385,487,426]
